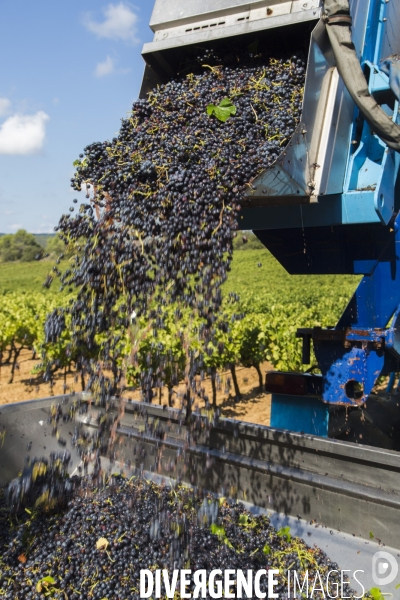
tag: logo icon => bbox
[372,551,399,586]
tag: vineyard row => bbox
[0,290,352,405]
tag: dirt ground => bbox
[0,348,272,426]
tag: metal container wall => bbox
[1,395,400,550]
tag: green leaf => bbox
[369,588,385,600]
[277,526,292,542]
[262,544,271,555]
[214,108,231,122]
[239,514,249,526]
[73,159,81,167]
[369,531,374,539]
[396,583,400,590]
[210,524,226,538]
[36,576,56,593]
[206,98,237,122]
[219,98,235,108]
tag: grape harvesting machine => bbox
[143,0,400,438]
[2,0,400,593]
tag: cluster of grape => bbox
[0,477,358,600]
[45,47,305,405]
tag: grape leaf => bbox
[210,524,226,537]
[262,544,271,555]
[36,576,56,592]
[210,523,233,548]
[369,588,385,600]
[277,526,292,542]
[73,157,88,168]
[219,98,236,108]
[206,98,237,122]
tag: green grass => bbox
[33,234,55,248]
[0,260,70,295]
[0,233,360,309]
[225,234,359,301]
[225,247,359,297]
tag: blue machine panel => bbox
[270,394,329,437]
[243,0,400,421]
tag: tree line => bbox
[0,230,71,262]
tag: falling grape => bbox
[45,47,306,405]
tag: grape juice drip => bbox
[46,49,306,404]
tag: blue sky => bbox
[0,1,154,233]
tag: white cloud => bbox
[8,223,23,231]
[0,98,11,117]
[0,111,50,155]
[3,210,13,215]
[84,3,139,44]
[95,56,115,77]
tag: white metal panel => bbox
[151,0,321,33]
[308,67,340,199]
[152,2,321,45]
[144,8,321,56]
